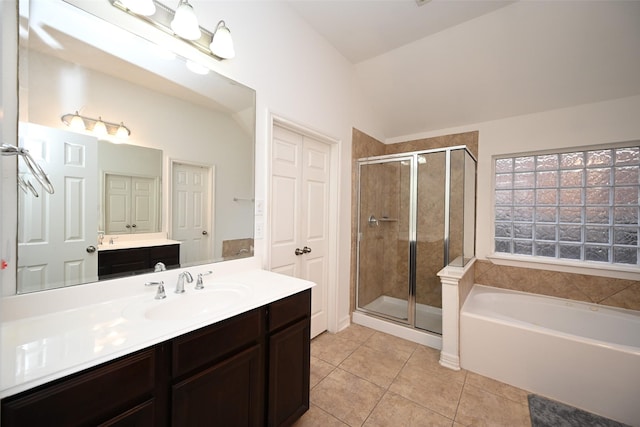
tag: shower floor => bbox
[362,295,443,335]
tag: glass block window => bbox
[494,145,640,265]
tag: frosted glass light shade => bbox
[121,0,156,16]
[170,0,201,40]
[93,118,108,137]
[116,123,130,138]
[210,21,234,59]
[69,112,86,130]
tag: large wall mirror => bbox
[15,0,256,294]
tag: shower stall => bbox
[355,146,476,338]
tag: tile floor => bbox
[294,324,532,427]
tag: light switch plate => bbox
[255,199,264,216]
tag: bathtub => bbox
[460,284,640,426]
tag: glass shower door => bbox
[356,157,412,323]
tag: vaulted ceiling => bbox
[287,0,640,141]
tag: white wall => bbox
[390,95,640,263]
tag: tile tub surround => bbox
[474,259,640,311]
[295,324,531,426]
[0,261,314,398]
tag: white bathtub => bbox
[460,284,640,426]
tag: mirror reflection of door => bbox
[17,123,98,292]
[105,174,157,234]
[171,162,214,267]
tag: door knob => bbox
[131,224,137,228]
[126,224,131,229]
[295,248,304,256]
[202,230,208,235]
[302,246,312,254]
[86,245,97,253]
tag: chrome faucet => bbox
[195,271,213,290]
[176,271,193,294]
[145,281,166,299]
[154,262,166,272]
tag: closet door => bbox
[105,174,131,234]
[270,124,330,338]
[131,177,157,233]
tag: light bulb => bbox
[69,112,86,130]
[210,21,234,59]
[93,118,108,137]
[170,0,201,40]
[116,123,130,139]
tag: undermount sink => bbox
[122,282,252,321]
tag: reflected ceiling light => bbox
[186,59,210,75]
[120,0,156,16]
[209,20,234,59]
[68,111,86,130]
[93,118,108,137]
[110,0,235,61]
[170,0,201,40]
[61,112,131,139]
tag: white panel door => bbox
[131,176,156,233]
[172,162,213,267]
[105,174,131,234]
[17,123,98,292]
[270,124,331,338]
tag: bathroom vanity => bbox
[0,268,312,426]
[98,242,181,279]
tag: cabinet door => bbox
[172,345,263,427]
[268,319,310,427]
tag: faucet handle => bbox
[145,280,166,299]
[154,262,166,272]
[195,271,213,290]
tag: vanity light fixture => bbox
[61,112,131,138]
[171,0,201,40]
[209,20,234,59]
[119,0,156,16]
[110,0,235,61]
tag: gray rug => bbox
[528,394,630,427]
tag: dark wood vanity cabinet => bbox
[1,288,311,427]
[1,347,166,427]
[98,244,180,280]
[267,290,311,427]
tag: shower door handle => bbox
[295,248,304,256]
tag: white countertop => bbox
[0,259,314,398]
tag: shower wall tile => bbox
[474,259,640,311]
[350,128,479,315]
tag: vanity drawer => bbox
[268,289,311,332]
[171,307,264,379]
[1,348,158,427]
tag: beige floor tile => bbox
[339,344,408,388]
[336,323,376,343]
[293,404,349,426]
[363,331,419,359]
[404,346,467,385]
[454,383,531,427]
[363,392,454,427]
[311,332,361,366]
[464,371,529,406]
[311,368,385,426]
[389,363,464,419]
[310,356,336,389]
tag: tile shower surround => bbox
[351,128,639,313]
[351,128,479,313]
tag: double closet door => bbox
[270,124,331,338]
[105,174,157,234]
